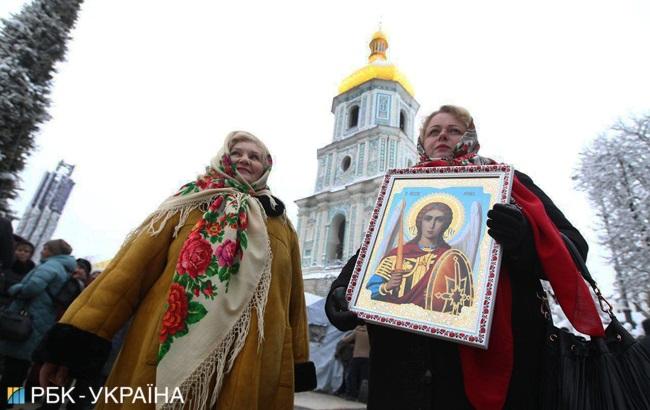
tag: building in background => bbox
[15,160,75,257]
[296,31,420,296]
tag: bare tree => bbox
[574,113,650,320]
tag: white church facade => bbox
[296,31,420,296]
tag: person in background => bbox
[0,239,76,410]
[0,216,14,273]
[0,216,14,382]
[27,258,96,410]
[334,330,354,397]
[85,270,102,286]
[23,257,93,407]
[1,236,36,307]
[73,258,92,290]
[341,325,369,402]
[12,236,36,277]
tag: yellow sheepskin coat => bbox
[60,209,309,409]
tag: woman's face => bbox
[73,265,88,281]
[230,140,265,184]
[15,244,33,263]
[422,113,467,159]
[40,246,52,260]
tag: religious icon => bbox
[366,196,475,315]
[347,165,514,349]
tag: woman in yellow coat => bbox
[34,131,315,409]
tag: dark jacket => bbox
[0,216,13,271]
[1,260,36,308]
[11,259,36,277]
[640,335,650,356]
[326,170,588,410]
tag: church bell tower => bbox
[296,31,420,295]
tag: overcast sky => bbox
[2,0,649,296]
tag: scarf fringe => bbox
[121,197,220,250]
[251,197,270,349]
[160,227,273,410]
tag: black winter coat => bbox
[0,216,13,271]
[326,171,588,410]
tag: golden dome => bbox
[371,30,387,41]
[338,31,414,96]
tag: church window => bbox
[326,214,346,263]
[348,105,360,129]
[400,110,407,132]
[341,155,352,172]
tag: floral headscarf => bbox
[416,106,494,166]
[140,131,276,409]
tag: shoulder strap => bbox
[559,232,614,318]
[559,233,597,288]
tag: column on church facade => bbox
[364,94,372,129]
[316,205,328,267]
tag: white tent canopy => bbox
[305,292,345,393]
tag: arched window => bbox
[326,214,346,263]
[348,105,360,129]
[399,110,407,133]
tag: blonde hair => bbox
[227,131,272,167]
[419,105,475,143]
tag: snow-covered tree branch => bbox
[0,0,84,217]
[574,113,650,321]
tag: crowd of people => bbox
[0,225,104,409]
[0,107,647,410]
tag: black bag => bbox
[540,235,650,410]
[0,308,32,341]
[47,277,82,308]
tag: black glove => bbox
[487,203,532,252]
[325,286,362,331]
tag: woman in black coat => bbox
[0,235,35,307]
[325,105,600,410]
